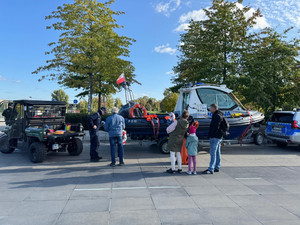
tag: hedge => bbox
[65,113,112,130]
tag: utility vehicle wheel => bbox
[0,135,15,154]
[276,142,288,148]
[254,132,264,145]
[159,138,169,154]
[68,138,83,156]
[29,142,47,163]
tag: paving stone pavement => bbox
[0,140,300,225]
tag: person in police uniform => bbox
[88,107,107,162]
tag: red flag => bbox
[116,73,125,85]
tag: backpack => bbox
[220,117,230,138]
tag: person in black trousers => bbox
[88,107,107,162]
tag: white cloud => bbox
[14,80,21,84]
[166,71,174,75]
[253,0,300,28]
[155,0,181,17]
[154,44,176,55]
[175,2,269,32]
[0,75,6,81]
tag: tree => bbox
[238,28,300,115]
[160,89,179,113]
[114,98,123,109]
[51,89,69,104]
[77,100,88,113]
[173,0,262,90]
[33,0,137,113]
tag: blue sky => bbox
[0,0,299,104]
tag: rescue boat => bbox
[120,83,264,141]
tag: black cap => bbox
[100,107,107,113]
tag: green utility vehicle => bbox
[0,100,84,163]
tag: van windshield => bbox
[270,113,294,123]
[196,88,237,110]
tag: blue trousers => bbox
[208,138,222,171]
[109,136,124,164]
[90,131,100,159]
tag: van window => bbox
[270,113,294,123]
[196,88,237,110]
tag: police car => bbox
[265,109,300,147]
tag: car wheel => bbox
[29,142,47,163]
[0,135,15,154]
[159,138,169,154]
[254,132,264,145]
[68,138,83,156]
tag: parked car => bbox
[265,109,300,147]
[0,100,84,163]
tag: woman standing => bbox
[166,110,190,174]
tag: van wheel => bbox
[68,138,83,156]
[29,142,47,163]
[254,132,264,145]
[0,135,15,154]
[159,138,169,154]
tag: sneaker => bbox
[214,169,220,173]
[186,171,192,175]
[118,162,125,166]
[202,169,214,174]
[193,171,197,175]
[177,169,183,174]
[166,168,175,174]
[110,163,116,167]
[96,156,103,160]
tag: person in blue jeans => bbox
[104,107,125,167]
[203,104,224,174]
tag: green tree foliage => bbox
[51,89,69,104]
[136,96,161,112]
[172,0,300,115]
[77,100,88,113]
[173,0,261,88]
[160,89,179,113]
[114,98,123,109]
[33,0,137,113]
[238,28,300,114]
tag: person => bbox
[185,125,198,175]
[166,110,189,174]
[88,107,107,162]
[167,112,176,125]
[203,104,224,174]
[104,107,125,167]
[2,103,13,125]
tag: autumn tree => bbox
[33,0,137,113]
[160,89,179,113]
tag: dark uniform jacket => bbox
[88,111,102,135]
[208,110,224,139]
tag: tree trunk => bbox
[98,92,102,111]
[88,72,93,114]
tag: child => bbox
[185,125,198,175]
[167,112,176,125]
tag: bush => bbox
[65,113,112,130]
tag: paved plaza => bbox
[0,140,300,225]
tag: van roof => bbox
[13,100,67,106]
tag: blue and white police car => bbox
[265,109,300,147]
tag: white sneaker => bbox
[193,171,197,175]
[186,171,192,175]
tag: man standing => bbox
[104,107,125,167]
[203,104,224,174]
[2,103,13,125]
[88,107,107,162]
